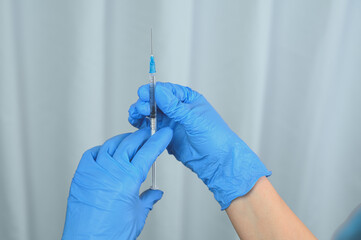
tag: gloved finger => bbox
[128,102,169,129]
[113,128,150,162]
[95,133,135,180]
[74,145,117,191]
[155,111,174,129]
[128,112,171,130]
[140,188,164,211]
[87,145,101,160]
[128,103,142,119]
[98,133,132,157]
[155,84,192,122]
[138,84,149,101]
[156,82,200,103]
[128,114,150,129]
[134,99,150,116]
[132,127,173,181]
[128,102,149,129]
[78,146,101,169]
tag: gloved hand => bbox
[62,127,173,240]
[128,82,271,210]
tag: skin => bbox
[226,176,317,239]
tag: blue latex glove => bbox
[62,127,173,240]
[128,82,271,210]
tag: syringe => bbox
[149,29,157,189]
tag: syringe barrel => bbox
[149,73,157,189]
[150,117,157,135]
[149,73,156,119]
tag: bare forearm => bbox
[226,177,316,239]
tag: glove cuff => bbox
[217,171,272,210]
[206,140,272,210]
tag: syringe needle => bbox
[150,28,153,55]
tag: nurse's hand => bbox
[62,127,173,240]
[128,82,271,210]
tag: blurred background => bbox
[1,0,361,239]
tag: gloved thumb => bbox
[140,188,164,211]
[155,83,191,123]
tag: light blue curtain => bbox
[1,0,360,239]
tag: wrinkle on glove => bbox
[129,82,271,210]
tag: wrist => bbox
[225,177,316,239]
